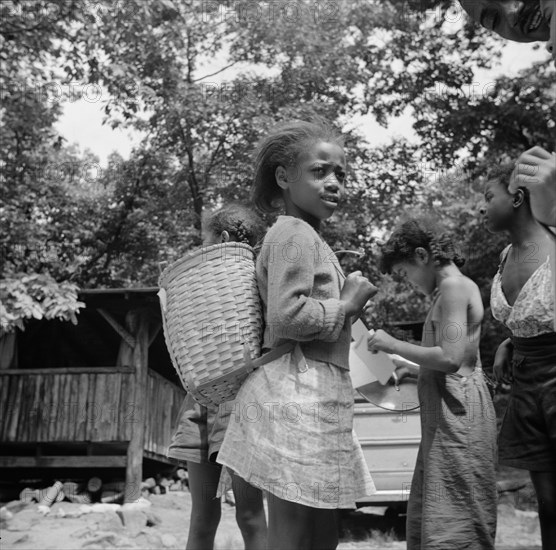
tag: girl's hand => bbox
[493,340,513,385]
[340,271,378,317]
[351,300,373,324]
[367,329,398,354]
[388,365,408,386]
[509,147,556,228]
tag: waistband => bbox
[512,332,556,361]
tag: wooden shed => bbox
[0,288,186,501]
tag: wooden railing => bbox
[144,369,185,458]
[0,367,185,455]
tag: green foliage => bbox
[0,274,84,332]
[2,0,554,339]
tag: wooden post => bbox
[124,309,150,503]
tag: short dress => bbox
[216,346,375,509]
[406,291,498,550]
[167,393,231,464]
[491,245,556,472]
[216,216,375,509]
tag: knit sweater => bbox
[256,215,351,370]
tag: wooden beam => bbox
[142,449,185,465]
[97,309,136,348]
[0,456,126,468]
[0,367,135,376]
[147,324,161,348]
[125,310,149,503]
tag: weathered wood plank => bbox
[14,376,27,442]
[6,375,23,441]
[52,374,62,441]
[36,373,47,441]
[86,373,97,440]
[125,310,149,503]
[54,374,64,441]
[93,373,107,440]
[0,374,11,439]
[107,373,119,440]
[69,374,80,441]
[62,374,73,440]
[144,374,154,453]
[18,375,35,441]
[74,374,86,441]
[0,456,127,468]
[119,372,134,441]
[0,367,134,376]
[29,374,42,441]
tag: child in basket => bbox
[216,119,378,550]
[482,163,556,550]
[367,219,498,550]
[167,203,267,550]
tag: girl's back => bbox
[425,275,483,374]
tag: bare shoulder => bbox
[439,276,482,304]
[438,275,477,295]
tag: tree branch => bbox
[193,62,239,82]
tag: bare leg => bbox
[312,508,339,550]
[231,473,267,550]
[530,470,556,550]
[266,492,313,550]
[186,461,222,550]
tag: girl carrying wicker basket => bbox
[216,120,378,550]
[167,203,268,550]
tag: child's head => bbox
[252,119,346,226]
[380,219,465,295]
[202,203,266,247]
[482,162,530,233]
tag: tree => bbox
[3,0,551,323]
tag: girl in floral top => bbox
[482,162,556,550]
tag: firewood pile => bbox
[17,469,189,508]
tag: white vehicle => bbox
[353,396,421,507]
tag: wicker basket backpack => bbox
[158,242,293,406]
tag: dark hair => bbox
[485,162,514,190]
[485,161,531,206]
[205,203,266,247]
[380,219,465,274]
[251,119,344,212]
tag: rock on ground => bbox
[0,489,542,549]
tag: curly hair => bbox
[485,162,514,190]
[251,118,344,212]
[486,160,532,204]
[380,219,465,274]
[205,203,266,247]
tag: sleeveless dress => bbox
[491,245,556,471]
[406,290,498,550]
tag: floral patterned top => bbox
[490,245,555,338]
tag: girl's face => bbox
[278,141,346,228]
[482,179,514,233]
[460,0,551,43]
[392,252,436,296]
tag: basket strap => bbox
[245,341,296,370]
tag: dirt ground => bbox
[1,481,542,550]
